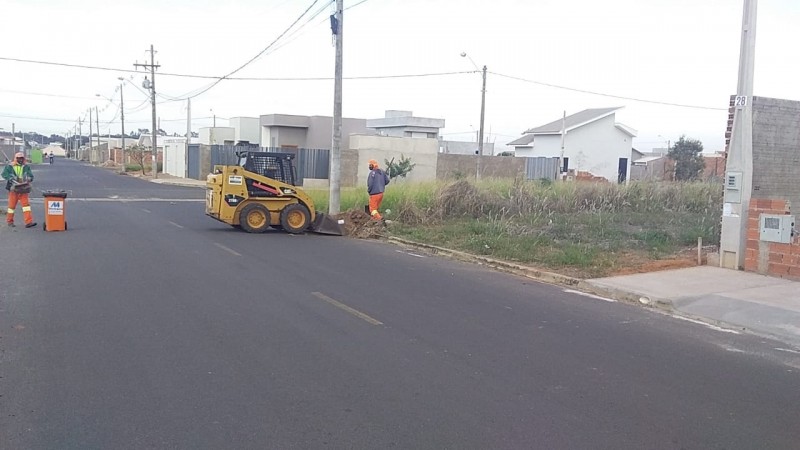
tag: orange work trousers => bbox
[7,191,34,225]
[369,193,384,220]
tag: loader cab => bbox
[237,151,298,186]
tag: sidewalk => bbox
[585,266,800,346]
[147,175,206,188]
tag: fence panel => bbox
[187,144,200,179]
[262,147,330,184]
[525,157,559,180]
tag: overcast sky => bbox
[1,0,798,153]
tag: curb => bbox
[387,236,674,312]
[148,179,206,189]
[577,281,674,311]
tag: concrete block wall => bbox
[349,135,439,187]
[436,154,525,180]
[744,198,800,280]
[751,97,800,212]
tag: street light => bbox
[461,52,487,159]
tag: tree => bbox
[385,154,416,180]
[126,144,149,175]
[668,135,705,181]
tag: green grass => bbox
[376,179,723,278]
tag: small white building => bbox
[161,136,188,177]
[508,107,637,183]
[199,127,235,145]
[229,117,261,145]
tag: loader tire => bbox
[240,203,271,233]
[280,203,310,234]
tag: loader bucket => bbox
[310,212,343,236]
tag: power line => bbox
[346,0,375,10]
[490,71,727,111]
[0,113,82,123]
[0,88,97,100]
[0,55,474,82]
[268,0,337,54]
[173,0,327,101]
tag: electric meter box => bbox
[759,214,795,243]
[724,171,742,203]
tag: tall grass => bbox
[305,179,723,276]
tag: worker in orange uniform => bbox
[367,159,390,221]
[3,152,37,228]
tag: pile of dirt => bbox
[333,209,386,239]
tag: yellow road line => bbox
[214,242,242,257]
[311,292,384,326]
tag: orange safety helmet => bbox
[368,159,379,168]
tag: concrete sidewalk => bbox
[586,266,800,347]
[148,176,206,188]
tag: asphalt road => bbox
[2,159,800,449]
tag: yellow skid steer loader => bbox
[205,151,342,235]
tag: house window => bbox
[562,157,569,173]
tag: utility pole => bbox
[559,110,566,179]
[135,45,160,178]
[185,98,191,178]
[11,123,17,157]
[89,108,93,161]
[95,106,101,160]
[77,117,82,159]
[720,0,757,270]
[329,0,344,215]
[119,77,125,171]
[478,65,487,157]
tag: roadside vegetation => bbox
[307,179,723,278]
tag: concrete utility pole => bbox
[461,53,487,179]
[720,0,757,270]
[185,98,191,178]
[95,106,100,160]
[559,110,566,178]
[329,0,343,215]
[135,45,160,178]
[77,117,82,159]
[478,64,487,157]
[119,77,125,171]
[89,108,93,160]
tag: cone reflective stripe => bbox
[6,208,13,214]
[22,206,32,212]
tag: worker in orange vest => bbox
[2,152,37,228]
[367,159,390,221]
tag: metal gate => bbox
[525,157,559,181]
[187,144,200,179]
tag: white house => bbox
[229,117,261,145]
[508,107,637,183]
[199,127,235,145]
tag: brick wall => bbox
[744,198,800,280]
